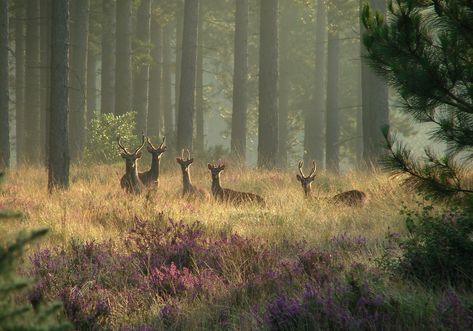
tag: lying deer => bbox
[117,135,146,194]
[176,149,209,199]
[296,160,366,207]
[208,162,264,205]
[139,136,167,187]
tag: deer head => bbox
[207,161,225,181]
[296,160,317,196]
[176,149,194,171]
[146,136,167,159]
[117,134,146,171]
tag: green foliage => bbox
[0,172,71,331]
[85,112,137,164]
[379,202,473,287]
[362,0,473,199]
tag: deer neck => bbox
[211,175,222,196]
[126,163,140,182]
[149,156,160,180]
[182,169,193,192]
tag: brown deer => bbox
[208,162,264,205]
[296,160,366,207]
[117,135,146,194]
[139,136,167,187]
[176,149,209,199]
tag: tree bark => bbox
[195,3,204,153]
[257,0,279,169]
[115,0,132,115]
[87,48,97,123]
[278,0,290,168]
[69,0,89,160]
[101,0,115,114]
[148,18,162,135]
[133,0,151,134]
[325,29,340,174]
[230,0,248,161]
[14,0,25,163]
[40,0,51,165]
[174,5,184,136]
[361,0,389,167]
[176,0,199,152]
[0,0,9,168]
[24,0,41,163]
[304,0,326,166]
[48,0,70,192]
[162,24,173,136]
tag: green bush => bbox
[85,112,137,164]
[379,202,473,287]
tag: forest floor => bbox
[0,162,466,330]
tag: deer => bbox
[176,149,210,199]
[296,160,366,207]
[117,135,146,194]
[139,136,167,187]
[208,162,265,205]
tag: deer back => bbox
[331,190,366,207]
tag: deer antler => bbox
[309,160,317,177]
[117,136,131,156]
[132,133,146,155]
[181,149,185,159]
[159,136,166,149]
[298,161,305,178]
[186,149,191,160]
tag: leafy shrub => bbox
[379,203,473,287]
[85,111,137,164]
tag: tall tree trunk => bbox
[304,0,326,166]
[176,0,199,151]
[195,3,204,153]
[0,0,9,168]
[174,5,184,136]
[14,0,25,163]
[24,0,41,163]
[133,0,151,134]
[162,24,173,136]
[49,0,70,192]
[325,28,340,174]
[69,0,90,160]
[258,0,279,169]
[115,0,132,115]
[87,48,97,123]
[361,0,389,166]
[40,0,51,165]
[148,18,162,135]
[278,0,290,168]
[230,0,248,161]
[101,0,115,114]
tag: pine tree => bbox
[362,0,473,199]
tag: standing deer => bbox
[296,160,366,207]
[176,149,209,199]
[117,135,146,194]
[208,162,264,205]
[139,136,167,186]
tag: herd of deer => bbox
[117,135,367,207]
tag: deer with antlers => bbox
[176,149,209,199]
[296,160,366,207]
[208,162,264,205]
[117,135,146,194]
[139,136,167,187]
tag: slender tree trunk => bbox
[195,3,204,153]
[258,0,279,169]
[87,49,97,123]
[304,0,326,166]
[162,24,173,136]
[325,29,340,174]
[278,1,290,168]
[40,0,51,165]
[48,0,70,192]
[0,0,9,168]
[176,0,199,152]
[148,19,163,135]
[230,0,248,161]
[174,6,184,136]
[25,0,41,163]
[361,0,389,166]
[101,0,115,114]
[115,0,132,115]
[69,0,89,160]
[14,0,25,163]
[133,0,151,134]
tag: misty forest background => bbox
[0,0,420,175]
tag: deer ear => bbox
[136,152,142,158]
[208,163,212,170]
[176,157,181,163]
[189,158,194,163]
[220,165,225,170]
[147,145,153,153]
[120,152,127,159]
[296,174,302,182]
